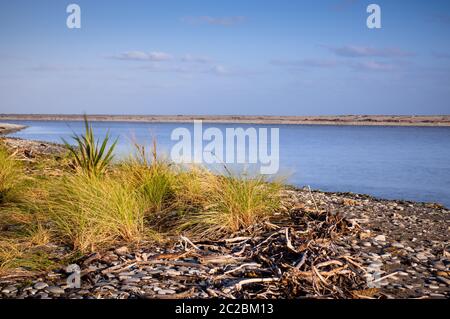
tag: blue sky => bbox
[0,0,449,115]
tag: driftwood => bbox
[93,207,369,298]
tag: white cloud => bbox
[349,61,397,71]
[113,51,172,61]
[270,58,338,68]
[181,54,213,64]
[326,45,414,58]
[211,65,229,75]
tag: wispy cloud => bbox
[272,57,405,73]
[137,63,192,74]
[270,58,338,68]
[326,45,414,58]
[111,51,172,61]
[211,65,231,75]
[111,50,247,76]
[181,16,246,26]
[133,61,245,77]
[181,54,213,64]
[29,64,95,72]
[348,61,399,72]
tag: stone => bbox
[46,286,65,295]
[122,278,141,284]
[436,276,450,285]
[373,235,386,242]
[157,289,176,295]
[432,262,446,271]
[37,292,49,299]
[1,285,17,294]
[34,282,48,290]
[114,246,129,256]
[416,253,428,260]
[428,285,440,290]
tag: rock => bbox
[114,246,129,256]
[37,292,49,299]
[122,278,141,284]
[46,286,65,295]
[28,289,38,295]
[428,285,440,290]
[416,253,428,260]
[362,242,372,247]
[436,276,450,285]
[34,282,48,290]
[1,285,17,294]
[373,235,386,242]
[157,289,176,295]
[432,262,446,271]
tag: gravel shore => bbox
[0,138,448,299]
[0,123,26,135]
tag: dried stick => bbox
[235,277,280,291]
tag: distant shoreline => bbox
[1,114,450,127]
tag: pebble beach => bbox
[0,136,448,299]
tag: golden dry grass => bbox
[0,136,283,270]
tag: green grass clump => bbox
[175,170,282,237]
[118,142,175,215]
[0,146,24,204]
[47,173,145,253]
[62,115,117,176]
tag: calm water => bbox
[5,120,450,207]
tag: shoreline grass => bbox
[0,146,24,204]
[0,121,283,272]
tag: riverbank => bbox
[0,137,448,299]
[1,114,450,126]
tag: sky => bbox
[0,0,449,115]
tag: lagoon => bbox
[5,120,450,207]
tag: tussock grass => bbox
[47,173,145,253]
[175,171,282,236]
[62,114,117,176]
[0,146,24,204]
[118,142,175,215]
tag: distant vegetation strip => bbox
[1,114,450,126]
